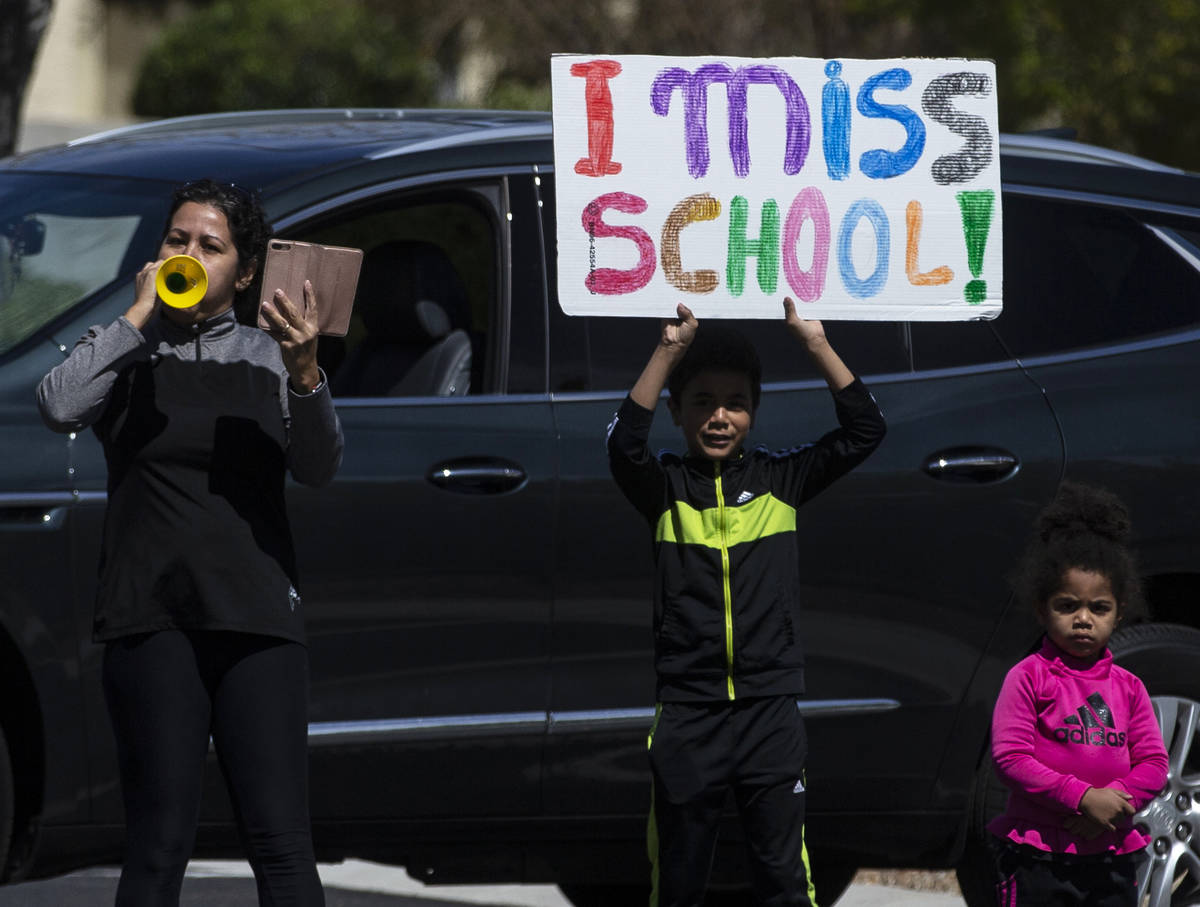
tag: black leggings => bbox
[103,630,324,906]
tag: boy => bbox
[606,298,886,907]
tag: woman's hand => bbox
[124,260,164,330]
[260,280,322,392]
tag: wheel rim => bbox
[1137,696,1200,906]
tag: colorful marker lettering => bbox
[782,187,831,302]
[822,61,850,181]
[957,190,994,303]
[905,201,953,286]
[923,72,994,185]
[727,196,780,296]
[857,68,925,180]
[651,64,810,178]
[838,199,890,298]
[581,192,655,295]
[571,60,623,177]
[661,194,722,294]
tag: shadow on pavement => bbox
[0,874,474,906]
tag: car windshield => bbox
[0,173,173,356]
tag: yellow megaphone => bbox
[155,255,208,309]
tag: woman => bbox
[37,179,341,905]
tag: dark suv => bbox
[1,110,1198,906]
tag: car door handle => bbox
[426,457,527,495]
[0,492,74,530]
[921,446,1020,484]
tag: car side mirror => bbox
[3,216,46,256]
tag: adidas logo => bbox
[736,491,755,505]
[1054,692,1126,747]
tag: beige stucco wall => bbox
[24,0,109,122]
[19,0,180,148]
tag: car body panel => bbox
[0,109,1198,882]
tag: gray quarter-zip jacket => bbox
[37,309,343,643]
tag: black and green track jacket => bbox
[607,378,886,702]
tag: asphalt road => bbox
[0,860,968,906]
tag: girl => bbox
[989,483,1168,906]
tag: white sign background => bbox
[551,54,1002,320]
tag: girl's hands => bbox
[1077,786,1136,831]
[260,280,322,392]
[660,302,698,353]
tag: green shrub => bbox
[133,0,438,116]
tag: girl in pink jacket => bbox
[989,484,1168,907]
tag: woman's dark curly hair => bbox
[1013,482,1145,619]
[667,324,763,410]
[163,179,272,324]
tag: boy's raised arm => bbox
[629,303,698,409]
[782,297,854,392]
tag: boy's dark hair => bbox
[164,178,273,324]
[666,324,762,409]
[1012,482,1145,619]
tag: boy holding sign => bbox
[606,298,885,906]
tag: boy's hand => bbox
[659,303,698,353]
[629,303,697,410]
[1078,787,1136,831]
[783,296,854,391]
[783,297,827,349]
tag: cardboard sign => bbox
[551,55,1001,320]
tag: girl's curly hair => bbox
[1012,482,1144,619]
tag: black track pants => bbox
[103,629,324,906]
[993,839,1141,907]
[647,696,816,907]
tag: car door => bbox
[255,174,555,828]
[0,176,178,830]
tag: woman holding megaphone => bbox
[37,179,340,906]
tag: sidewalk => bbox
[191,859,970,906]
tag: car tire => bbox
[955,622,1200,907]
[810,857,858,906]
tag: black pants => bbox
[103,629,324,906]
[648,696,816,907]
[993,839,1141,907]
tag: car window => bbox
[294,188,499,397]
[0,174,170,357]
[967,193,1200,364]
[506,172,550,395]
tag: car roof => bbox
[2,109,553,198]
[4,108,1198,216]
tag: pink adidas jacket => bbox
[988,636,1168,854]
